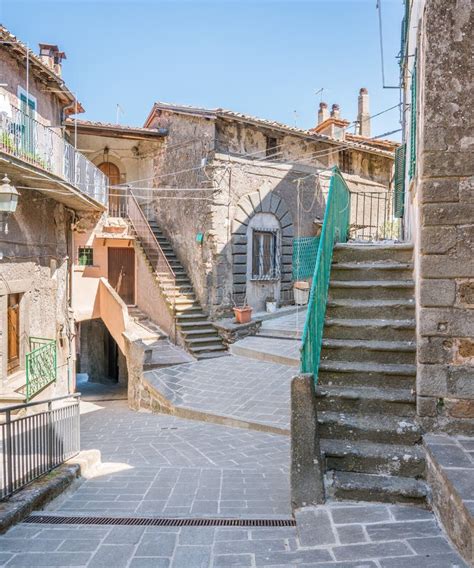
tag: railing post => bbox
[47,400,53,470]
[5,410,13,497]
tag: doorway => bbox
[98,162,123,216]
[108,247,135,305]
[7,293,20,374]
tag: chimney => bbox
[357,87,370,137]
[330,103,340,119]
[318,101,329,124]
[39,43,66,77]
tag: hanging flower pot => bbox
[233,306,253,324]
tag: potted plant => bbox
[232,296,253,324]
[265,296,278,313]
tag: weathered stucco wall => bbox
[0,190,72,395]
[145,111,216,309]
[415,0,474,432]
[0,49,65,129]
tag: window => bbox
[265,136,279,158]
[252,230,279,280]
[340,150,353,174]
[78,247,94,266]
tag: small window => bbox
[252,230,279,280]
[265,136,279,158]
[340,150,352,174]
[78,247,93,266]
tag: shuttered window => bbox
[394,143,406,218]
[409,56,417,179]
[252,230,279,280]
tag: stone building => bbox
[0,26,108,403]
[142,95,397,315]
[400,0,474,433]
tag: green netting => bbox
[300,167,351,380]
[292,237,320,280]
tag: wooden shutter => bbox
[409,56,417,179]
[394,144,406,218]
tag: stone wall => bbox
[415,0,474,432]
[0,190,72,394]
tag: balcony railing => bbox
[0,105,108,206]
[25,337,57,401]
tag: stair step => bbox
[321,338,416,365]
[321,439,425,477]
[326,299,415,319]
[332,243,414,263]
[331,262,413,281]
[329,280,414,300]
[182,327,218,336]
[330,471,429,505]
[176,313,209,321]
[185,335,222,343]
[196,351,230,360]
[324,318,416,341]
[178,320,214,328]
[318,412,421,445]
[318,360,416,389]
[189,344,226,353]
[173,305,203,314]
[316,385,416,416]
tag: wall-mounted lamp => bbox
[0,174,19,234]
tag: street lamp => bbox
[0,174,19,234]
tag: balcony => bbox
[0,105,108,210]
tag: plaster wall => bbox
[0,190,72,394]
[0,49,65,130]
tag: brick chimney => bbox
[357,87,370,137]
[39,43,66,77]
[330,104,340,119]
[318,102,329,124]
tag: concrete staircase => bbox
[138,220,227,360]
[317,243,428,505]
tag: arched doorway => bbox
[98,162,123,216]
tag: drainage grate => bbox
[24,515,296,527]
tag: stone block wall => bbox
[415,0,474,432]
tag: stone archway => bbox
[231,189,294,309]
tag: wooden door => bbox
[108,247,135,305]
[98,162,122,215]
[7,294,20,374]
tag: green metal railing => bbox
[25,337,57,401]
[300,167,350,380]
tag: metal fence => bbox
[1,394,80,500]
[26,337,57,401]
[349,190,401,242]
[0,105,108,206]
[300,167,350,379]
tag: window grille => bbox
[252,229,280,280]
[78,246,93,266]
[394,143,406,218]
[340,150,353,174]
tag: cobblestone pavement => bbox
[144,356,294,431]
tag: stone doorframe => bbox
[231,189,294,306]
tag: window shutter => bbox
[409,56,417,179]
[394,143,406,218]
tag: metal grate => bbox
[24,515,296,527]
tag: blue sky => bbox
[1,0,404,138]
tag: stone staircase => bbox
[317,243,427,505]
[137,220,227,360]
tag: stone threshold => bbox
[424,434,474,566]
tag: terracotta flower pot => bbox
[233,306,253,324]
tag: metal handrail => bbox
[0,104,108,206]
[1,394,81,499]
[25,337,57,401]
[0,393,81,413]
[126,189,176,280]
[300,167,350,380]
